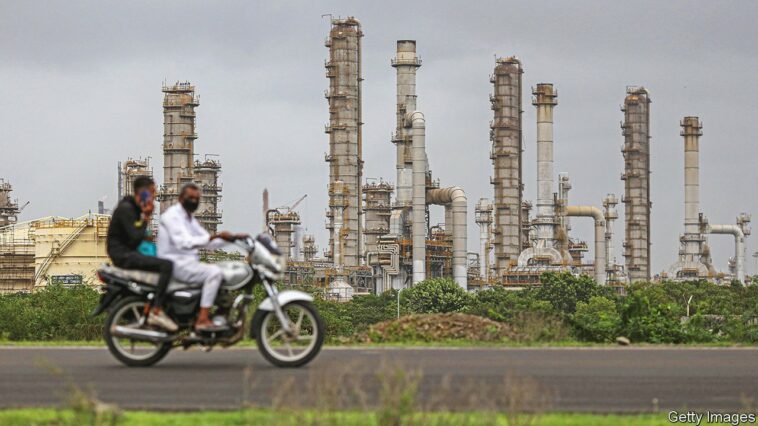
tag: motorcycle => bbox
[93,233,324,368]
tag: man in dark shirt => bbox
[107,176,177,331]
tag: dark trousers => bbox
[112,252,173,308]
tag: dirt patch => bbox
[353,313,519,343]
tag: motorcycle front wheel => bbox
[252,301,324,368]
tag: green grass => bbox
[0,408,673,426]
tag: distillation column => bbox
[621,87,652,282]
[325,17,363,267]
[490,57,523,276]
[669,116,709,279]
[160,82,199,212]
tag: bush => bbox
[0,284,102,341]
[401,278,470,314]
[535,272,615,316]
[572,296,621,342]
[619,283,686,343]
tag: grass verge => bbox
[0,408,672,426]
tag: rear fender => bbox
[257,290,314,312]
[91,284,125,316]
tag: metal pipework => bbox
[392,40,421,207]
[409,111,426,284]
[330,181,347,269]
[708,214,751,283]
[565,205,607,285]
[475,198,494,280]
[532,83,558,248]
[427,187,469,288]
[603,194,620,278]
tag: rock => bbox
[616,336,631,346]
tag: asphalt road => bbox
[1,346,757,413]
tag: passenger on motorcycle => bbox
[157,183,248,332]
[106,176,177,332]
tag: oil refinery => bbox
[0,15,752,296]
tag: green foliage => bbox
[572,297,621,342]
[401,278,470,314]
[0,284,102,341]
[4,275,758,346]
[535,272,615,315]
[314,291,400,341]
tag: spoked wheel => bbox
[253,301,324,368]
[104,296,172,367]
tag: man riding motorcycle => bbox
[157,182,247,332]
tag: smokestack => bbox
[532,83,558,248]
[621,87,652,282]
[392,40,421,207]
[669,116,709,280]
[490,57,523,276]
[681,116,703,259]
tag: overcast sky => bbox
[2,1,757,275]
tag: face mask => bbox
[182,199,199,213]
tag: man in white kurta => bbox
[157,184,242,331]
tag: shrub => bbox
[401,278,470,314]
[0,284,102,341]
[572,296,621,342]
[535,272,614,316]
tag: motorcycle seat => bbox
[100,264,160,286]
[100,265,201,291]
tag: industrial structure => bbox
[324,17,363,268]
[621,87,652,282]
[489,57,524,280]
[256,16,754,297]
[2,16,754,296]
[117,158,154,200]
[0,214,110,293]
[156,82,222,233]
[193,157,223,234]
[668,117,751,283]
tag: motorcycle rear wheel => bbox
[104,296,172,367]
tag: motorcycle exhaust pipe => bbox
[111,325,171,343]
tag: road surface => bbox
[1,346,757,413]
